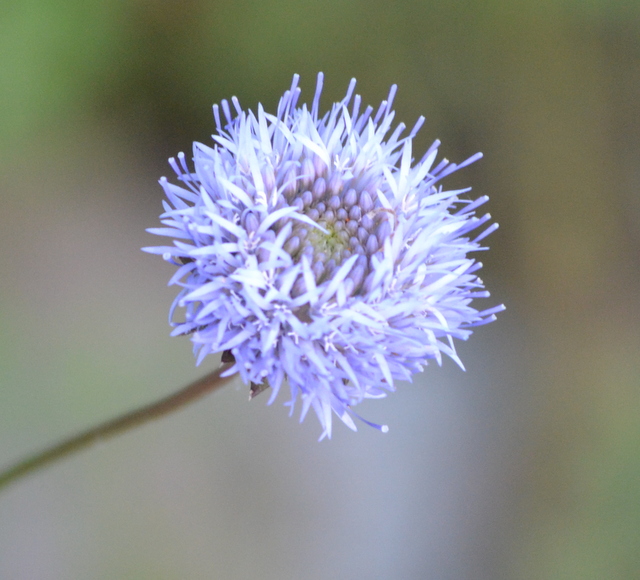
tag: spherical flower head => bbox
[144,73,504,440]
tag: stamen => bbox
[349,408,390,433]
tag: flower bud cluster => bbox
[271,155,396,300]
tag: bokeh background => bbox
[1,1,639,578]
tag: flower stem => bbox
[0,365,235,492]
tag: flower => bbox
[144,73,504,440]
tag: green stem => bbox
[0,365,235,492]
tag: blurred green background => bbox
[1,0,639,578]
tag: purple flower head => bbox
[144,73,504,440]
